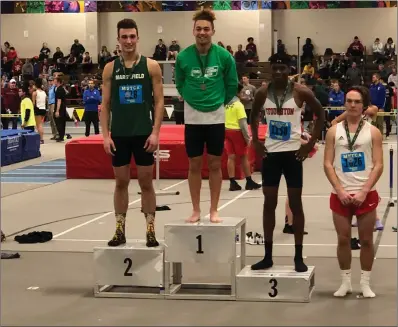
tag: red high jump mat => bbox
[65,125,267,179]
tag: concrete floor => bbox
[1,130,397,326]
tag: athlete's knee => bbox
[359,238,373,248]
[115,177,129,190]
[137,170,153,192]
[189,157,202,173]
[228,154,236,161]
[337,234,351,247]
[263,194,278,212]
[208,156,221,171]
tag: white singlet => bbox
[263,89,302,153]
[36,89,47,110]
[333,120,374,193]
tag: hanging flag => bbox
[66,107,74,119]
[165,105,174,119]
[75,108,85,121]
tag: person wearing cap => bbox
[249,53,325,273]
[1,78,20,129]
[168,39,180,60]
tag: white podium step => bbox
[164,217,246,300]
[93,241,166,299]
[236,265,315,303]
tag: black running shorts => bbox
[111,135,154,167]
[184,123,225,158]
[262,150,303,188]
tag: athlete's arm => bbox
[148,59,164,136]
[100,61,114,139]
[174,56,184,98]
[361,125,383,194]
[223,53,239,105]
[298,85,325,146]
[324,126,352,204]
[332,105,378,125]
[250,86,267,142]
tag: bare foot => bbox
[210,211,223,223]
[186,211,201,223]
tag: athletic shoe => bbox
[245,231,254,244]
[254,233,264,245]
[229,181,242,191]
[245,179,261,190]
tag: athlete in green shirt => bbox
[175,9,238,224]
[100,18,164,247]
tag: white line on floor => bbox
[204,190,251,218]
[53,179,187,239]
[53,239,397,247]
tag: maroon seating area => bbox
[65,125,267,179]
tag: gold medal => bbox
[200,83,206,91]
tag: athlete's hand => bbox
[336,189,353,206]
[253,139,267,158]
[144,133,158,153]
[352,190,367,207]
[103,137,116,156]
[295,142,313,162]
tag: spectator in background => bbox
[113,44,121,57]
[3,42,10,55]
[240,74,256,123]
[54,76,67,142]
[6,47,17,62]
[18,84,36,132]
[301,38,314,65]
[98,46,112,69]
[378,63,389,82]
[1,75,8,88]
[66,53,77,76]
[328,80,345,120]
[1,79,20,129]
[246,37,257,57]
[22,59,34,81]
[277,39,286,55]
[40,58,49,76]
[302,62,315,80]
[372,38,384,64]
[39,42,51,61]
[172,96,184,124]
[31,78,47,144]
[234,44,246,79]
[383,79,394,139]
[82,52,93,74]
[70,39,85,63]
[82,79,101,137]
[2,56,13,77]
[226,45,233,55]
[153,39,167,60]
[345,61,362,87]
[384,37,396,61]
[388,67,397,88]
[47,77,58,140]
[347,36,364,62]
[370,73,386,136]
[217,41,225,48]
[12,57,23,76]
[53,47,64,64]
[168,39,180,60]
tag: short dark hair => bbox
[348,86,370,109]
[20,84,29,95]
[193,9,216,29]
[237,83,244,94]
[35,78,43,89]
[117,19,139,37]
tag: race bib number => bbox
[269,120,291,141]
[341,152,365,173]
[119,85,143,104]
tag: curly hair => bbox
[193,9,216,29]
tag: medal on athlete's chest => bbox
[196,46,211,92]
[200,83,206,91]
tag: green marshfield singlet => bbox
[110,55,154,137]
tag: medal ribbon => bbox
[195,45,212,86]
[271,82,290,115]
[344,118,364,152]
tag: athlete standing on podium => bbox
[175,9,238,223]
[250,54,324,272]
[101,19,165,247]
[324,86,383,298]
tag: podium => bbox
[164,217,246,300]
[93,241,166,299]
[236,266,315,303]
[93,218,316,302]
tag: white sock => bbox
[334,269,352,297]
[360,270,376,298]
